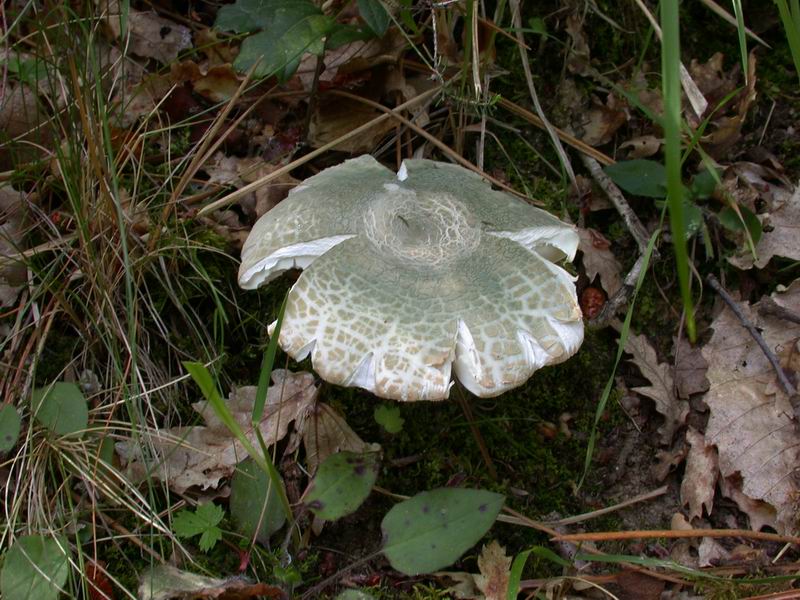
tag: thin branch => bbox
[554,527,800,546]
[588,253,649,328]
[706,274,797,398]
[580,154,653,254]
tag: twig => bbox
[580,154,652,254]
[758,296,800,326]
[454,384,498,481]
[197,86,441,216]
[553,527,800,546]
[328,90,533,203]
[302,53,325,142]
[588,253,649,328]
[706,274,797,398]
[544,486,668,526]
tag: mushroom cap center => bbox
[363,185,482,268]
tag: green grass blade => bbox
[579,231,660,488]
[661,0,695,341]
[183,362,296,540]
[507,546,571,600]
[731,0,749,82]
[775,0,800,84]
[253,291,289,426]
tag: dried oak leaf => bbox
[729,184,800,270]
[297,402,380,476]
[116,370,317,493]
[0,185,28,308]
[624,332,689,445]
[138,565,284,600]
[474,541,511,600]
[103,0,192,64]
[702,280,800,534]
[578,228,622,296]
[680,427,718,521]
[673,336,709,399]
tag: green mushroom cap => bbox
[239,155,583,401]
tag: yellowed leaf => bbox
[680,427,717,520]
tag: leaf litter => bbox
[116,370,318,493]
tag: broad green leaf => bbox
[0,535,70,600]
[357,0,390,36]
[381,488,504,575]
[604,159,667,198]
[230,458,286,543]
[718,205,762,245]
[327,24,375,50]
[173,503,224,552]
[689,169,719,200]
[0,404,21,452]
[304,451,380,521]
[31,382,88,436]
[215,0,333,80]
[374,404,404,434]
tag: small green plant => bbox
[0,535,70,600]
[374,404,404,434]
[172,503,225,552]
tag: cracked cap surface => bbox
[239,155,584,400]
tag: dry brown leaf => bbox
[680,427,718,520]
[619,135,662,159]
[624,333,688,444]
[702,280,800,534]
[616,569,665,600]
[0,82,50,170]
[116,370,318,493]
[300,402,380,475]
[138,565,283,600]
[308,97,395,154]
[729,184,800,269]
[578,228,623,296]
[673,336,710,399]
[103,0,192,64]
[577,94,627,147]
[474,541,511,600]
[0,185,28,308]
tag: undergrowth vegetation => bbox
[1,0,800,598]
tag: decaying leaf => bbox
[672,336,709,399]
[0,82,50,170]
[702,280,800,534]
[578,228,623,296]
[103,0,192,64]
[116,370,318,493]
[138,565,284,600]
[0,186,28,308]
[619,135,661,159]
[577,93,627,147]
[624,333,688,444]
[473,541,511,600]
[729,184,800,270]
[299,402,381,475]
[308,98,395,154]
[680,427,717,521]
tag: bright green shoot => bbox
[775,0,800,84]
[661,1,695,341]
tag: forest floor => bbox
[1,1,800,599]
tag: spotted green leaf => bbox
[31,382,88,436]
[0,535,69,600]
[381,488,504,575]
[304,451,380,521]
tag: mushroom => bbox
[239,156,583,401]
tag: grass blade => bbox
[252,291,289,426]
[661,0,695,341]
